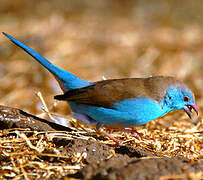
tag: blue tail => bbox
[2,32,92,91]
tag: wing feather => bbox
[54,78,146,107]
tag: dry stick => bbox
[20,164,29,180]
[160,172,203,180]
[36,91,57,122]
[15,130,44,153]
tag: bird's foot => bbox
[96,123,124,146]
[123,128,155,142]
[98,128,124,146]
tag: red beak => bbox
[183,103,198,119]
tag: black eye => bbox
[184,96,189,102]
[168,96,172,100]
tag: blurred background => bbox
[0,0,202,117]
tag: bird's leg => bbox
[123,128,155,141]
[109,127,154,141]
[96,123,123,146]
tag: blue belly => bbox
[69,97,168,127]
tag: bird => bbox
[2,32,198,140]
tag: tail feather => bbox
[54,94,66,100]
[2,32,92,91]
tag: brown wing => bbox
[54,76,183,108]
[54,78,147,107]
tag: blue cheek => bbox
[165,87,194,110]
[69,98,169,127]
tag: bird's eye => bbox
[184,96,189,102]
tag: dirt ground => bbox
[0,105,202,179]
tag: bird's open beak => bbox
[183,103,198,119]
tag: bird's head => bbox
[144,76,198,119]
[164,86,198,118]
